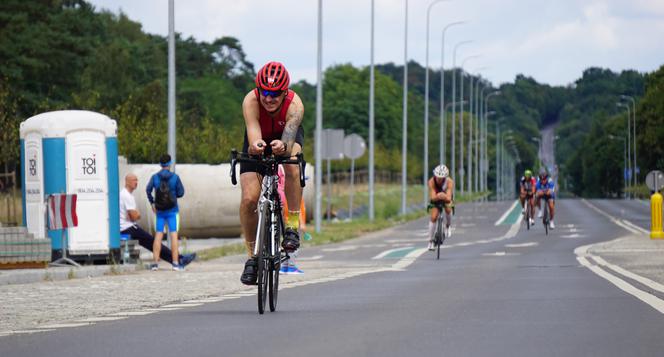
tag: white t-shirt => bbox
[120,188,138,231]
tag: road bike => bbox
[429,202,452,260]
[524,193,534,230]
[230,149,306,314]
[541,195,550,235]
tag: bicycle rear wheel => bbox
[543,202,549,235]
[269,254,280,312]
[436,217,443,260]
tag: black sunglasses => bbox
[260,89,283,98]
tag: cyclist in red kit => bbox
[239,61,305,285]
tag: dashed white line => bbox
[322,246,358,252]
[505,242,539,248]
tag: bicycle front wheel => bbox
[256,207,270,314]
[269,256,279,312]
[436,217,443,260]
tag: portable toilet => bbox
[20,120,46,239]
[20,110,120,261]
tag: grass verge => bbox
[197,184,490,261]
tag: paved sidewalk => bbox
[0,241,391,334]
[0,237,243,286]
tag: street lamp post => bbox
[608,134,627,198]
[423,0,449,207]
[483,110,496,192]
[168,0,176,165]
[471,69,487,193]
[484,91,501,191]
[459,54,480,194]
[451,40,472,185]
[439,21,466,167]
[531,137,541,170]
[621,95,637,190]
[314,0,323,232]
[617,102,632,198]
[368,0,375,221]
[401,0,409,215]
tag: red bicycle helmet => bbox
[255,61,290,91]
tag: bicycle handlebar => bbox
[229,149,306,188]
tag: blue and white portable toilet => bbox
[20,110,120,260]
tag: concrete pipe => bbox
[119,157,314,238]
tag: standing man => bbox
[146,154,186,271]
[239,61,305,285]
[120,173,195,269]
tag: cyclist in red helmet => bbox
[239,61,305,285]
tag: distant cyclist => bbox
[238,61,305,285]
[427,165,455,250]
[535,167,555,229]
[519,169,536,226]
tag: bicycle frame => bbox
[253,174,283,259]
[229,149,306,314]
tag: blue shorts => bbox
[155,211,179,233]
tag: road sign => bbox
[646,170,664,191]
[343,134,366,160]
[322,129,345,160]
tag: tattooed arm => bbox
[276,92,304,156]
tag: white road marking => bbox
[75,316,127,323]
[109,311,156,316]
[391,248,429,270]
[39,322,91,329]
[592,255,664,294]
[372,247,415,260]
[322,245,358,252]
[505,242,538,248]
[575,243,664,314]
[483,252,506,256]
[144,307,182,311]
[495,200,520,226]
[296,255,324,261]
[360,244,388,248]
[620,219,649,235]
[10,329,56,335]
[581,199,646,235]
[390,243,415,247]
[460,223,477,227]
[386,238,424,243]
[560,234,586,239]
[161,303,204,308]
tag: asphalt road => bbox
[2,199,663,357]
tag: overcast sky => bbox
[87,0,664,86]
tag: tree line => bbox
[0,0,661,197]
